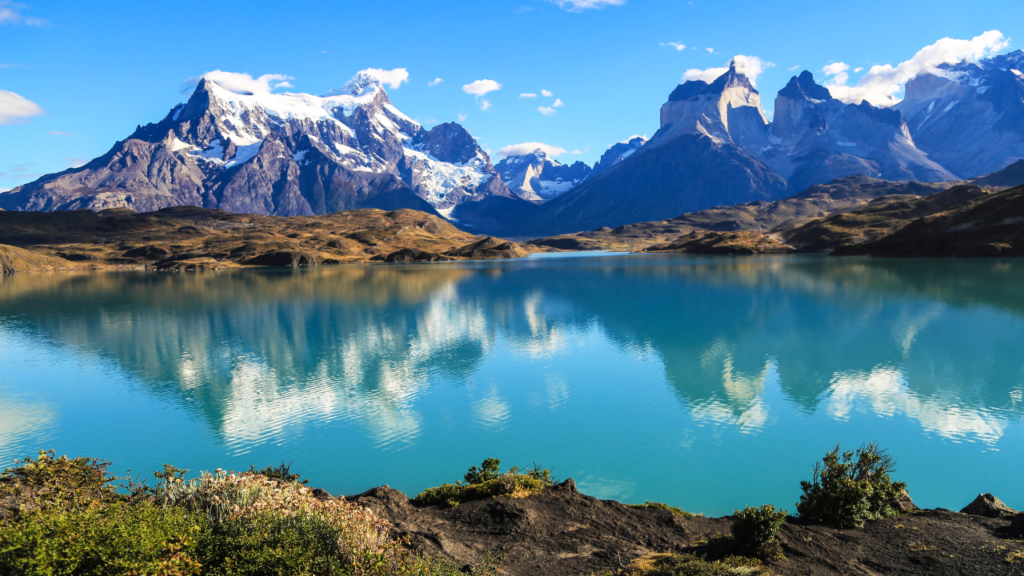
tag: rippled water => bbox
[1,254,1022,515]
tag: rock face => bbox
[895,50,1024,178]
[960,493,1017,517]
[767,71,955,192]
[0,73,526,229]
[644,230,796,254]
[494,149,591,201]
[587,136,646,178]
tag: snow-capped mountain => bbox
[0,72,521,222]
[494,149,591,201]
[895,49,1024,178]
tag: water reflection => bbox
[0,256,1022,454]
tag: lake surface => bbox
[1,254,1023,516]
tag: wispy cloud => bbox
[497,142,568,158]
[457,111,468,122]
[360,68,409,89]
[706,47,715,54]
[64,157,87,168]
[46,131,75,136]
[463,79,501,97]
[546,0,625,12]
[822,30,1009,106]
[0,1,46,26]
[428,77,443,87]
[541,89,553,97]
[538,106,557,116]
[660,41,687,52]
[479,99,492,111]
[186,71,293,94]
[787,65,800,71]
[552,98,564,108]
[519,93,537,98]
[683,55,774,87]
[0,88,43,125]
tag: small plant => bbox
[796,442,907,529]
[248,461,308,484]
[626,501,697,517]
[414,458,555,507]
[731,504,788,560]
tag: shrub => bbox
[796,442,907,528]
[731,504,787,560]
[626,501,697,517]
[249,461,308,484]
[413,458,554,507]
[1,451,508,576]
[619,552,767,575]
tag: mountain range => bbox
[4,50,1024,238]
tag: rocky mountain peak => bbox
[332,71,384,97]
[707,61,757,94]
[778,71,834,102]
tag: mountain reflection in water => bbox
[0,255,1022,514]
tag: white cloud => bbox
[519,92,537,98]
[854,67,864,73]
[706,47,714,54]
[552,98,564,107]
[457,112,468,122]
[64,157,87,168]
[538,106,557,116]
[463,79,501,97]
[47,130,75,136]
[822,62,849,76]
[0,1,45,26]
[479,99,492,111]
[661,41,687,52]
[497,142,569,158]
[570,149,583,155]
[360,68,409,89]
[788,65,800,71]
[546,0,625,12]
[0,89,44,125]
[188,71,293,94]
[0,188,9,193]
[682,55,773,87]
[541,89,553,97]
[428,77,443,87]
[823,30,1010,107]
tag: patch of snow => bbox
[403,147,491,209]
[620,148,637,159]
[293,150,309,165]
[1013,69,1024,78]
[169,138,194,152]
[837,141,857,147]
[926,101,936,113]
[190,139,225,163]
[944,100,959,113]
[436,206,456,219]
[172,105,184,122]
[538,179,577,197]
[977,86,991,95]
[225,141,262,168]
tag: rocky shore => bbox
[342,482,1023,576]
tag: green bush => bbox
[731,504,787,559]
[796,442,908,528]
[0,451,504,576]
[248,461,308,484]
[626,501,697,517]
[413,458,554,507]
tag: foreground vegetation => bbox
[0,451,500,576]
[0,444,923,575]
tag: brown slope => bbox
[838,184,1024,257]
[0,207,533,272]
[783,185,992,252]
[643,231,796,254]
[530,176,951,252]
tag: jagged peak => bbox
[324,71,385,98]
[778,71,834,102]
[707,62,757,94]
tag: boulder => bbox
[894,489,919,513]
[381,248,450,263]
[960,493,1017,517]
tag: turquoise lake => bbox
[1,253,1022,516]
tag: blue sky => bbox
[1,0,1023,190]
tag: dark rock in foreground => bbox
[348,483,1024,576]
[961,493,1018,518]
